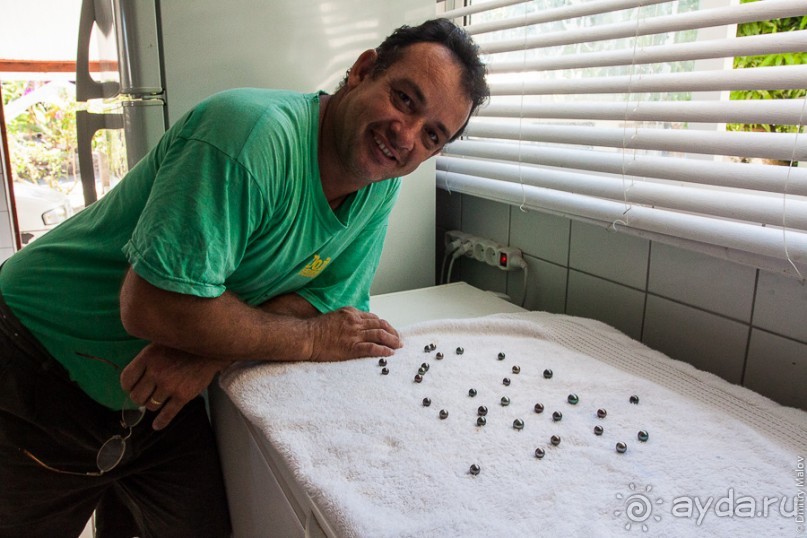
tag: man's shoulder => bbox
[175,89,318,155]
[198,88,315,118]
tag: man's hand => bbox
[307,306,402,361]
[120,344,229,430]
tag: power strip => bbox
[444,230,527,271]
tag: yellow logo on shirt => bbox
[299,254,331,278]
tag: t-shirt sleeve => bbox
[122,137,263,297]
[297,180,401,312]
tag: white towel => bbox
[220,312,807,537]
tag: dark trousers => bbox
[0,295,231,538]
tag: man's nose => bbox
[390,117,420,152]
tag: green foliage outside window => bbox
[727,0,807,133]
[1,79,127,196]
[2,80,79,189]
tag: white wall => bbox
[437,191,807,412]
[159,0,438,295]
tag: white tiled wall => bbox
[436,190,807,411]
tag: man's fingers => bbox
[365,317,400,341]
[310,308,404,361]
[364,327,401,350]
[151,399,182,430]
[145,391,168,411]
[355,342,396,359]
[126,379,157,407]
[119,357,145,392]
[351,312,401,347]
[377,318,400,340]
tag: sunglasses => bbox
[23,405,146,477]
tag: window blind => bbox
[437,0,807,278]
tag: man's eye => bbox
[427,130,439,144]
[396,91,412,108]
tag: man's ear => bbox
[346,49,378,89]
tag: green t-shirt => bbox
[0,89,400,409]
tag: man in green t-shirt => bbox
[0,18,488,537]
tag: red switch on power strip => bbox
[496,246,527,271]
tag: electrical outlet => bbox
[444,230,472,249]
[443,230,526,271]
[473,239,498,262]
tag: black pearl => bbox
[534,447,545,459]
[616,441,628,453]
[597,408,607,419]
[476,416,486,426]
[594,425,604,436]
[422,397,431,407]
[502,377,511,386]
[567,393,579,405]
[550,435,561,446]
[513,418,524,430]
[381,367,389,375]
[436,352,444,360]
[421,362,430,372]
[552,411,562,422]
[500,396,510,407]
[424,343,435,352]
[418,367,427,375]
[638,430,649,442]
[469,464,480,476]
[477,406,488,416]
[543,369,553,379]
[456,347,464,355]
[629,395,640,404]
[497,352,506,360]
[512,365,521,374]
[414,374,423,383]
[534,403,544,414]
[439,409,449,419]
[378,358,387,367]
[468,388,477,397]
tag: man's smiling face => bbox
[331,42,473,185]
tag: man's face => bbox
[333,42,473,184]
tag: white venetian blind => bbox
[437,0,807,278]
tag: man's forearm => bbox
[259,293,321,318]
[119,268,402,363]
[119,269,315,362]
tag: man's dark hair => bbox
[374,19,488,122]
[341,18,489,141]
